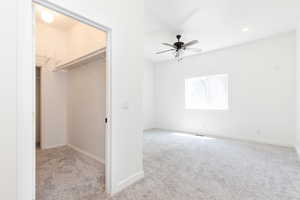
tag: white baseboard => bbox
[112,171,144,195]
[67,144,105,164]
[154,128,294,148]
[41,143,66,150]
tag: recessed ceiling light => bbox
[242,27,249,32]
[41,10,54,23]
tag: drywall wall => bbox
[36,15,106,69]
[67,58,106,162]
[41,67,67,148]
[155,32,296,147]
[296,27,300,155]
[0,0,17,198]
[66,22,106,62]
[36,21,69,68]
[143,60,155,130]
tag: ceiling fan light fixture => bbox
[173,49,184,61]
[157,35,200,61]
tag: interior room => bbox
[140,1,300,199]
[141,33,300,199]
[35,4,107,199]
[2,0,300,200]
[35,1,300,199]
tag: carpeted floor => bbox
[37,129,300,200]
[36,146,106,200]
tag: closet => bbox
[35,4,107,199]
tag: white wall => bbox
[155,32,296,147]
[36,19,106,68]
[41,68,67,148]
[36,21,69,68]
[12,0,144,198]
[67,58,106,162]
[143,60,155,130]
[296,27,300,154]
[67,22,106,62]
[0,0,17,198]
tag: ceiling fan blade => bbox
[183,40,199,47]
[162,43,176,48]
[185,47,202,52]
[156,49,175,54]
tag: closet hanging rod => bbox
[54,47,106,72]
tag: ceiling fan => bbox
[156,35,202,61]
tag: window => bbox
[185,74,228,110]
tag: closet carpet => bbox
[37,130,300,200]
[36,146,106,200]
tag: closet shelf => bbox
[54,47,106,72]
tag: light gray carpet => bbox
[37,129,300,200]
[36,146,106,200]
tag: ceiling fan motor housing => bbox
[174,35,184,50]
[174,42,184,50]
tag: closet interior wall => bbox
[67,57,106,163]
[36,8,106,162]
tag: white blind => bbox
[185,74,228,110]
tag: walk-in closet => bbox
[35,4,107,199]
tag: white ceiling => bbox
[145,0,300,63]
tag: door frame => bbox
[16,0,113,199]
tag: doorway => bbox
[33,2,111,199]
